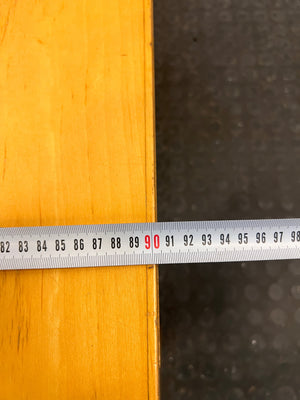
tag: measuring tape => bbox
[1,219,300,270]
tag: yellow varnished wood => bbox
[0,1,159,399]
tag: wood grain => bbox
[0,1,159,399]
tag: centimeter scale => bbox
[1,218,300,270]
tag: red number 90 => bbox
[145,235,151,249]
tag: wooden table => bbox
[0,1,159,398]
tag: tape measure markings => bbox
[1,219,300,269]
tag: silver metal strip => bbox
[0,219,300,270]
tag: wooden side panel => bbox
[0,1,159,399]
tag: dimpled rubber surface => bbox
[154,0,300,399]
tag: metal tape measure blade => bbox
[1,219,300,270]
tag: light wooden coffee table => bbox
[0,1,159,398]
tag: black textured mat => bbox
[154,1,300,399]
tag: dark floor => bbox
[154,1,300,399]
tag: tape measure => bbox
[1,218,300,270]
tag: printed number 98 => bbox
[291,231,300,242]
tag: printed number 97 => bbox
[274,232,283,243]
